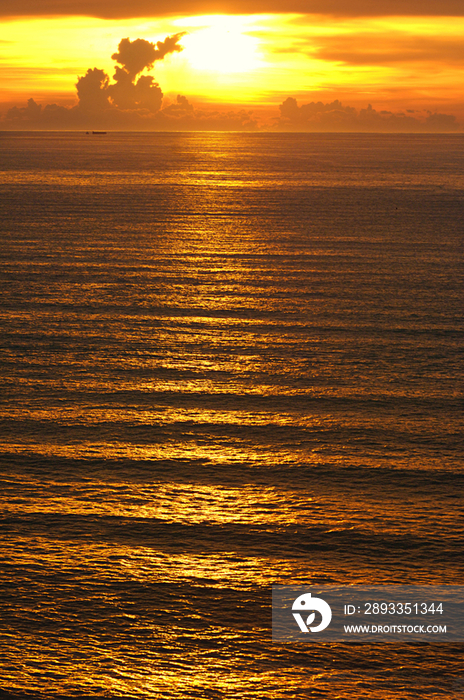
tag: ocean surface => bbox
[0,131,463,698]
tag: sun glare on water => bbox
[179,16,262,74]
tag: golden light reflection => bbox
[0,473,456,537]
[0,440,297,464]
[2,439,452,472]
[0,405,330,427]
[3,535,455,590]
[6,141,464,189]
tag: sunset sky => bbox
[2,0,464,129]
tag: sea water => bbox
[0,131,463,698]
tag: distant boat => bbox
[92,131,107,135]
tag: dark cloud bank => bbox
[1,36,460,132]
[275,97,460,133]
[2,0,464,18]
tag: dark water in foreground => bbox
[0,131,463,698]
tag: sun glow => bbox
[178,16,263,74]
[1,12,464,118]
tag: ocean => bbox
[0,130,463,698]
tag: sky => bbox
[1,0,464,130]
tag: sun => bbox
[180,16,262,74]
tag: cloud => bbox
[76,68,110,111]
[161,94,195,117]
[1,34,184,124]
[1,33,257,129]
[308,34,464,67]
[2,93,259,130]
[153,95,258,129]
[4,97,41,121]
[1,33,461,132]
[106,67,163,112]
[111,35,184,79]
[4,93,459,132]
[2,0,464,18]
[275,97,460,132]
[73,34,183,114]
[3,97,73,126]
[424,111,459,130]
[95,35,184,112]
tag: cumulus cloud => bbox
[1,0,464,17]
[1,31,261,130]
[275,97,460,132]
[76,68,110,111]
[279,96,356,123]
[161,94,195,117]
[111,35,184,80]
[3,98,42,124]
[73,34,184,114]
[2,91,258,133]
[153,95,257,129]
[107,67,163,112]
[1,34,184,126]
[5,92,459,132]
[98,35,184,112]
[1,33,461,132]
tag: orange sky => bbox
[1,1,464,129]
